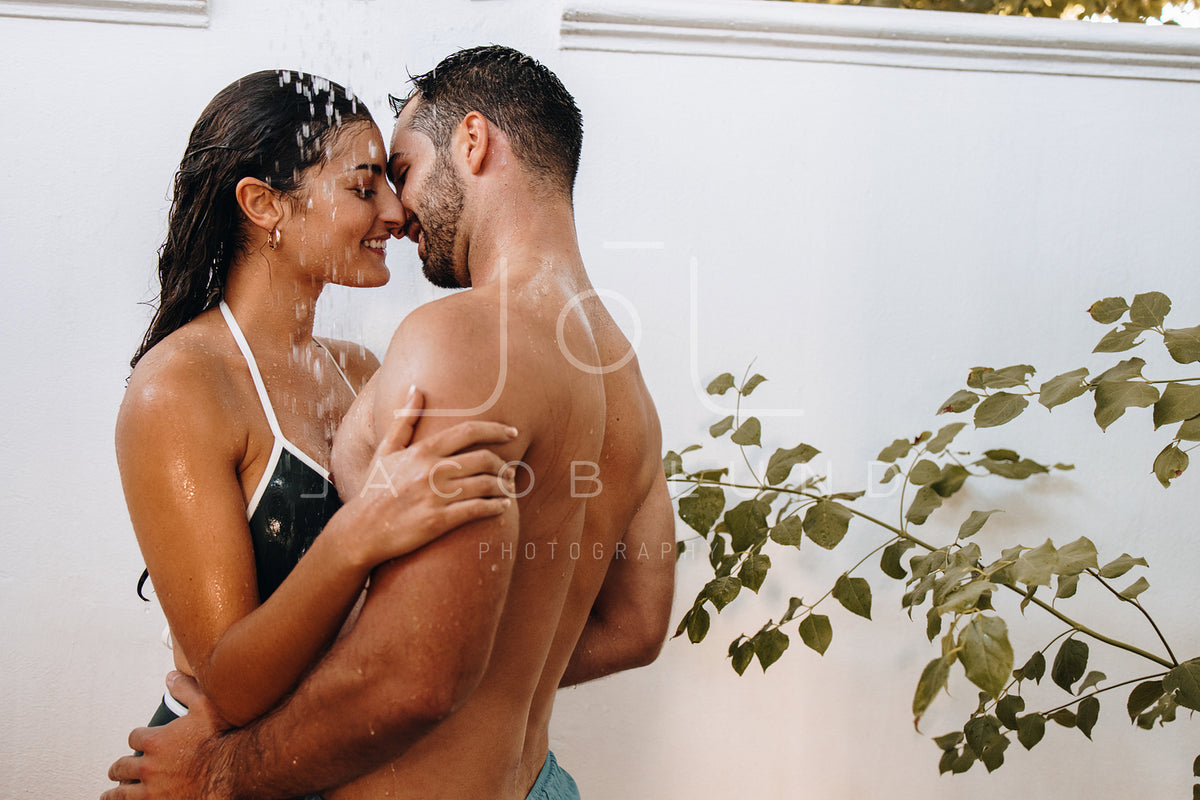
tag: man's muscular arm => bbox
[560,469,675,687]
[106,305,524,800]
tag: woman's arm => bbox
[119,353,514,726]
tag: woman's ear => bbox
[234,177,284,232]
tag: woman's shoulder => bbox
[317,337,380,392]
[120,311,245,436]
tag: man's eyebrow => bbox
[387,152,407,179]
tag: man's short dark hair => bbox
[391,45,583,196]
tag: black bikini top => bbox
[219,301,351,600]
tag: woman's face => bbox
[282,121,404,289]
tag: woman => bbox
[117,70,515,732]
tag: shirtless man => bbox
[105,45,675,799]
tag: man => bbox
[105,45,675,799]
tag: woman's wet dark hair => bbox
[129,69,373,370]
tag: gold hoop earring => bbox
[267,228,281,250]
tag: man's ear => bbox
[234,177,284,232]
[459,111,491,176]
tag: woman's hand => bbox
[338,386,517,568]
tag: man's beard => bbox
[418,149,466,289]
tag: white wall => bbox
[2,0,1198,797]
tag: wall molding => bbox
[560,0,1200,82]
[0,0,207,27]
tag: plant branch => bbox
[1086,568,1179,666]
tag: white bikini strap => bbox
[315,338,357,396]
[219,301,284,438]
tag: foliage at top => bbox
[780,0,1193,24]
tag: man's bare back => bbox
[330,258,672,798]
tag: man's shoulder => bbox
[385,290,508,368]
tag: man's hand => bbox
[102,673,231,800]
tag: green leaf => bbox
[730,638,754,676]
[974,392,1029,428]
[966,367,991,390]
[706,373,735,395]
[905,485,943,526]
[803,500,852,550]
[1078,670,1107,695]
[963,716,1004,761]
[926,608,942,641]
[1094,324,1145,353]
[937,581,997,614]
[977,456,1049,480]
[938,389,980,415]
[1039,368,1090,410]
[685,606,710,643]
[877,438,912,463]
[702,576,742,611]
[1164,658,1200,712]
[1119,576,1150,600]
[1051,638,1089,693]
[751,628,789,671]
[798,613,833,656]
[996,695,1025,730]
[1014,651,1046,684]
[782,596,805,623]
[880,539,915,580]
[832,575,872,619]
[958,615,1013,699]
[1095,356,1148,384]
[741,373,767,396]
[1099,357,1147,383]
[1098,553,1148,580]
[980,365,1035,390]
[1093,380,1159,431]
[926,422,968,454]
[909,459,942,485]
[737,554,771,593]
[769,515,804,548]
[1016,714,1046,750]
[933,732,963,752]
[663,450,683,477]
[913,655,953,719]
[1055,573,1079,599]
[1048,709,1077,728]
[1089,296,1128,324]
[1178,416,1200,442]
[1127,679,1165,721]
[1012,540,1057,588]
[1153,443,1189,488]
[730,417,761,447]
[1153,383,1200,428]
[958,509,1000,540]
[1055,536,1099,577]
[1164,326,1200,364]
[678,486,725,535]
[708,415,734,438]
[930,464,970,497]
[1129,291,1171,328]
[724,499,770,553]
[1076,696,1100,739]
[765,444,820,485]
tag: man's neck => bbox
[463,192,584,288]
